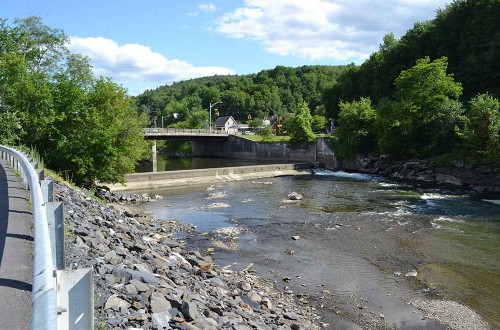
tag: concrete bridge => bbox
[143,128,230,141]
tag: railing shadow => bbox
[0,277,32,291]
[0,162,9,266]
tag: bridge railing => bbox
[143,127,237,135]
[0,145,93,330]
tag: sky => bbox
[2,0,450,96]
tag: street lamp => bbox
[209,101,222,132]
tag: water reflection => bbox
[136,156,281,172]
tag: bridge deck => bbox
[0,158,33,329]
[143,128,230,141]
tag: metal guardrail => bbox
[143,127,235,135]
[0,145,57,329]
[0,146,93,330]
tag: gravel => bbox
[411,299,491,330]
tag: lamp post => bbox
[209,101,222,132]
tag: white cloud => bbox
[198,3,217,12]
[214,0,450,61]
[68,37,235,92]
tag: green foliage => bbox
[376,57,463,158]
[248,118,263,130]
[458,93,500,164]
[289,102,316,144]
[258,126,273,142]
[0,110,23,145]
[136,65,349,127]
[311,115,326,133]
[326,0,500,117]
[0,17,148,185]
[333,98,377,159]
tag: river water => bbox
[136,169,500,329]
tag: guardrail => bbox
[0,145,93,330]
[143,127,235,135]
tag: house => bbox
[214,116,239,134]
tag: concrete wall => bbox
[191,140,229,157]
[192,135,337,164]
[110,163,312,191]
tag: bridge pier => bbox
[152,141,157,172]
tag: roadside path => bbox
[0,158,33,329]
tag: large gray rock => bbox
[112,266,159,287]
[151,292,172,313]
[152,312,171,329]
[104,294,130,310]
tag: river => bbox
[135,167,500,329]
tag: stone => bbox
[112,266,159,287]
[241,282,251,291]
[151,292,172,313]
[207,277,226,288]
[288,192,303,200]
[124,284,138,295]
[104,294,130,310]
[152,312,172,329]
[250,293,262,303]
[283,311,300,320]
[180,300,200,321]
[405,270,418,277]
[291,236,300,240]
[130,279,150,293]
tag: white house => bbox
[214,116,238,134]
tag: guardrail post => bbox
[57,268,94,330]
[37,168,45,181]
[46,201,65,270]
[41,180,54,203]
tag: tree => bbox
[0,17,148,185]
[333,98,377,158]
[311,115,326,133]
[289,102,316,144]
[376,57,463,158]
[0,109,23,145]
[458,93,500,163]
[258,125,273,141]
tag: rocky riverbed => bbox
[55,181,323,329]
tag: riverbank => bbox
[336,155,500,193]
[107,163,312,192]
[55,180,324,329]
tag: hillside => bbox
[135,65,348,127]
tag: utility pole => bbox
[209,101,222,132]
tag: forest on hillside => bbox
[138,0,500,165]
[136,65,348,128]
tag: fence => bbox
[0,146,93,330]
[143,127,235,135]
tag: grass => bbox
[239,133,328,143]
[44,168,75,187]
[241,135,291,143]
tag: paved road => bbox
[0,158,33,329]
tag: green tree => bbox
[289,102,316,144]
[311,115,326,133]
[334,98,377,158]
[248,118,263,130]
[258,125,273,141]
[0,109,23,145]
[458,93,500,163]
[376,57,463,158]
[0,18,148,185]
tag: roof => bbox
[215,116,237,126]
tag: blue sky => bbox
[2,0,450,95]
